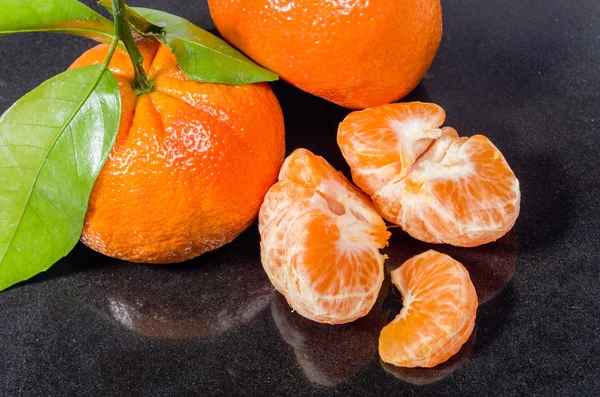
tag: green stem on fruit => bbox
[110,0,153,94]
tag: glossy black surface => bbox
[1,0,599,395]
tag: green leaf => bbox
[0,0,114,42]
[98,0,165,37]
[0,64,121,291]
[133,7,278,85]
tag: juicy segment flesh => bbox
[379,250,477,368]
[259,149,390,324]
[338,102,520,247]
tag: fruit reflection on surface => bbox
[379,251,477,368]
[338,102,520,247]
[271,278,389,386]
[70,38,285,263]
[208,0,442,109]
[101,236,272,339]
[385,231,517,305]
[381,327,476,385]
[259,149,390,324]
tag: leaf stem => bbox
[103,21,120,69]
[111,0,153,94]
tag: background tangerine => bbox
[208,0,443,109]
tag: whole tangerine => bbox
[69,38,285,263]
[208,0,443,109]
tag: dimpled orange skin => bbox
[69,38,285,263]
[207,0,442,109]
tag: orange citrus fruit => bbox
[69,38,285,263]
[208,0,443,109]
[259,148,390,324]
[379,250,477,368]
[338,102,520,247]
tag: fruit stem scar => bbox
[111,0,153,94]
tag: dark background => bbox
[1,0,599,395]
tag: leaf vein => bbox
[17,97,81,106]
[0,27,113,40]
[0,143,49,150]
[69,124,83,198]
[3,122,61,128]
[0,165,37,171]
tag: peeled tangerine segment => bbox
[259,149,390,324]
[338,102,446,196]
[337,102,520,247]
[379,250,477,368]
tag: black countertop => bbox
[1,0,599,395]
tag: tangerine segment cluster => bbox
[379,250,477,368]
[259,149,390,324]
[208,0,442,109]
[70,38,285,263]
[338,102,520,247]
